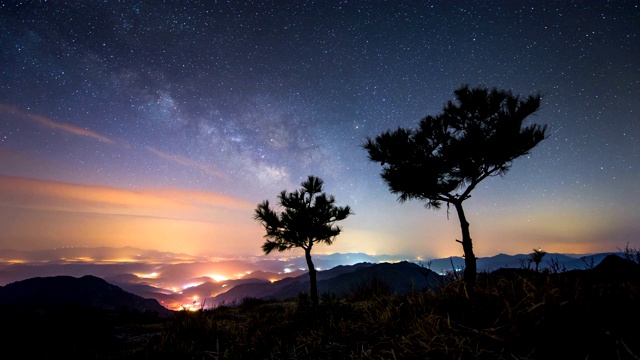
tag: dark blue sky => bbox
[0,1,638,258]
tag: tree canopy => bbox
[364,85,548,285]
[254,175,352,309]
[530,248,547,272]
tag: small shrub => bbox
[621,242,640,264]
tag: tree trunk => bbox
[453,201,477,286]
[304,247,318,313]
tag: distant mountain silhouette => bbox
[0,275,173,317]
[210,261,441,305]
[0,253,632,312]
[107,276,272,309]
[318,261,441,295]
[1,247,625,311]
[424,252,618,274]
[180,277,269,299]
[243,269,307,281]
[207,254,630,307]
[211,262,375,304]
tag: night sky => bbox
[1,1,638,261]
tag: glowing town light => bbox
[180,295,202,312]
[62,256,95,262]
[283,268,292,273]
[209,274,228,282]
[182,282,203,289]
[6,259,26,264]
[134,272,159,279]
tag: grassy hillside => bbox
[2,254,639,359]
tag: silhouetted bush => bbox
[621,242,640,264]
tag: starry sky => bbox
[0,1,638,262]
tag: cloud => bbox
[0,176,254,219]
[146,146,224,179]
[0,176,263,255]
[0,104,115,144]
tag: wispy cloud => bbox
[0,176,262,256]
[0,176,253,217]
[146,146,225,179]
[0,104,114,144]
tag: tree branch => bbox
[460,165,501,200]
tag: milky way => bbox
[0,1,638,258]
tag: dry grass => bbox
[3,264,639,359]
[134,267,640,359]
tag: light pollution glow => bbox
[0,246,318,310]
[0,173,635,260]
[0,175,262,256]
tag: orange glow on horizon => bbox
[4,259,26,264]
[0,176,264,256]
[0,176,254,216]
[61,257,95,262]
[0,175,631,262]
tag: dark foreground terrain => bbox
[1,254,639,359]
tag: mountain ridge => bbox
[0,253,634,312]
[0,248,626,310]
[0,274,173,316]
